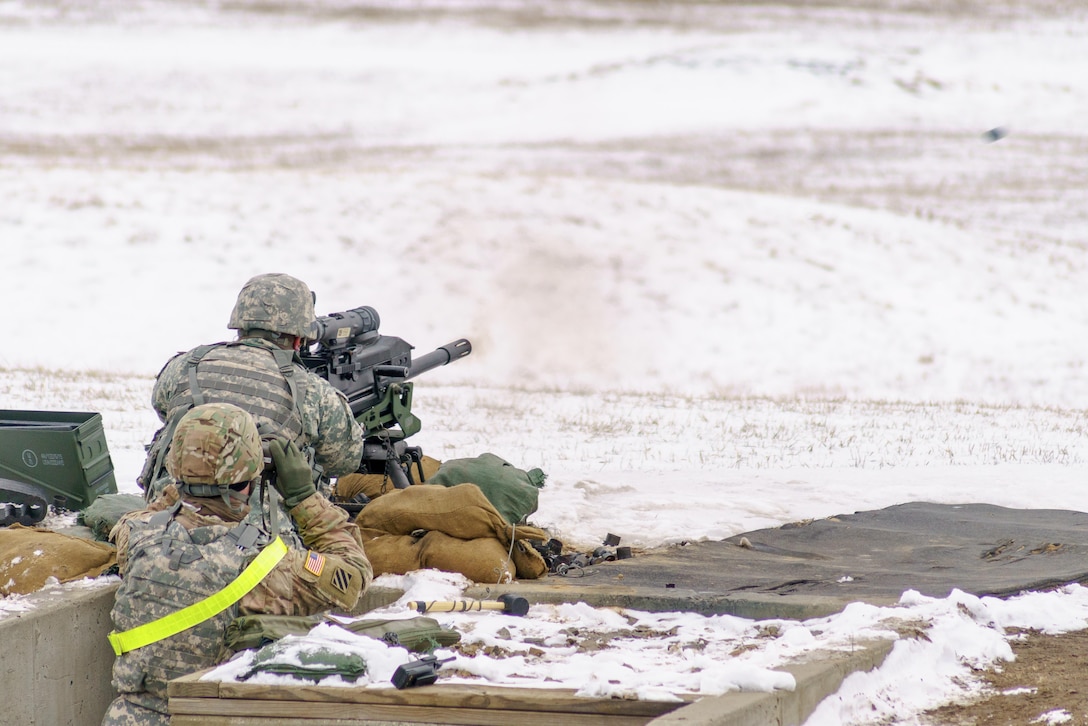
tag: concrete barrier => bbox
[0,578,893,726]
[648,639,894,726]
[0,582,119,726]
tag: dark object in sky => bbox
[981,127,1009,143]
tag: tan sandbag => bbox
[0,524,117,596]
[335,456,444,501]
[359,533,424,577]
[510,539,548,580]
[355,526,394,542]
[356,483,550,546]
[354,482,552,581]
[418,531,515,584]
[357,484,503,539]
[510,523,551,545]
[336,473,392,501]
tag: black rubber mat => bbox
[589,502,1088,601]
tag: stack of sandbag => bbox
[355,483,549,584]
[0,524,117,596]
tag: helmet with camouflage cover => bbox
[166,402,264,487]
[228,273,318,340]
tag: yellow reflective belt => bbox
[108,536,288,656]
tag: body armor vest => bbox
[110,511,262,701]
[140,341,310,495]
[169,341,305,441]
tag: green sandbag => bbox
[77,493,147,541]
[426,453,545,525]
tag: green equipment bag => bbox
[426,452,546,525]
[77,493,147,542]
[225,614,460,654]
[239,640,368,682]
[224,614,325,652]
[339,617,461,652]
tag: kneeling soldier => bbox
[103,402,372,725]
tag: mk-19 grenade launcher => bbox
[300,306,471,492]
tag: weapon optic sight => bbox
[311,305,380,348]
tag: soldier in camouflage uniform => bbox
[140,272,363,500]
[104,402,373,726]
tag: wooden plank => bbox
[171,719,409,726]
[210,680,685,717]
[169,697,669,725]
[172,718,390,726]
[168,670,222,699]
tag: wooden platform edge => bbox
[647,638,896,726]
[169,696,679,726]
[171,673,687,718]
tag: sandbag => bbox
[355,483,551,582]
[418,531,515,584]
[510,539,549,580]
[335,473,389,502]
[361,529,546,582]
[78,493,146,542]
[426,453,545,525]
[335,455,443,501]
[360,533,425,577]
[356,483,549,546]
[0,524,117,596]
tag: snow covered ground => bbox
[2,0,1088,722]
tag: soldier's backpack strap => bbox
[265,346,322,485]
[186,343,219,407]
[107,536,288,656]
[269,346,307,435]
[137,422,176,495]
[147,499,183,528]
[226,520,266,550]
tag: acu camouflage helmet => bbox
[228,273,318,340]
[166,402,264,486]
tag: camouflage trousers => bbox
[101,694,170,726]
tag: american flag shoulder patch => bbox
[304,550,325,577]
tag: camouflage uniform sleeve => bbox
[300,371,364,478]
[241,493,373,616]
[110,516,134,573]
[151,351,188,423]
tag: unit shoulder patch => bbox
[331,566,353,594]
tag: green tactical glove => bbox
[268,439,316,508]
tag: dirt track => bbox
[924,628,1088,725]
